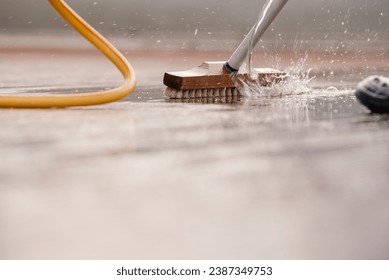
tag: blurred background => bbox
[0,0,388,86]
[0,0,387,40]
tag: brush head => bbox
[163,61,285,98]
[164,87,240,99]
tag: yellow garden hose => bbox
[0,0,136,108]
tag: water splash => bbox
[236,0,314,99]
[236,52,315,99]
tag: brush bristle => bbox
[164,87,241,99]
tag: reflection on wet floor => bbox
[0,84,370,121]
[136,86,368,122]
[3,82,387,129]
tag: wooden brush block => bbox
[163,61,285,90]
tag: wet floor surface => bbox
[1,41,389,259]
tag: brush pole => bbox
[225,0,288,72]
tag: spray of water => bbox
[237,52,315,99]
[237,0,314,99]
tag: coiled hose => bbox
[0,0,136,108]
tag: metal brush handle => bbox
[225,0,288,72]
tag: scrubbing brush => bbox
[164,0,288,98]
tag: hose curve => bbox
[0,0,136,108]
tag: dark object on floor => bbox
[355,75,389,114]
